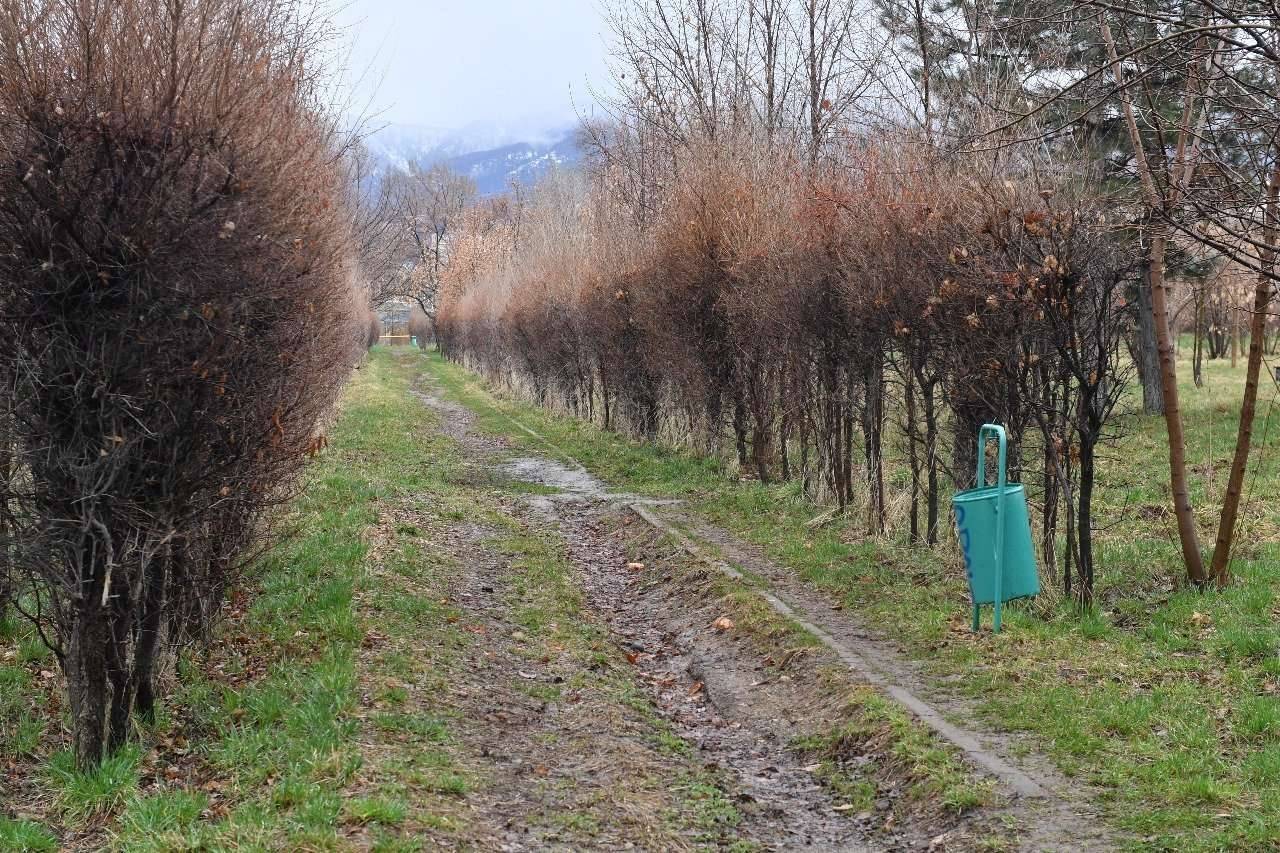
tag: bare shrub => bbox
[0,0,357,766]
[407,308,433,348]
[437,127,1135,607]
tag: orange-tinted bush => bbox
[437,132,1132,604]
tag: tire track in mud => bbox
[542,498,876,851]
[412,359,1118,852]
[632,507,1115,852]
[402,376,877,851]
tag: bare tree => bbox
[1096,14,1211,585]
[1000,0,1280,587]
[377,163,476,322]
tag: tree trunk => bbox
[704,386,722,454]
[1210,159,1280,587]
[1042,441,1060,580]
[825,363,845,508]
[861,359,885,534]
[0,417,10,611]
[586,372,595,424]
[1231,306,1239,368]
[799,365,812,496]
[1192,289,1205,387]
[601,368,612,432]
[733,396,749,471]
[1151,230,1209,585]
[905,365,921,543]
[1136,260,1166,414]
[751,403,773,484]
[779,369,791,481]
[842,374,856,507]
[923,379,940,545]
[1077,437,1096,608]
[1100,19,1208,586]
[133,554,169,721]
[66,604,110,768]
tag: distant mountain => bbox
[445,134,582,196]
[363,118,583,195]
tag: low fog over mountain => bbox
[364,117,583,196]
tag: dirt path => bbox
[360,370,880,850]
[409,358,1118,852]
[639,508,1115,851]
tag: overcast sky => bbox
[333,0,613,130]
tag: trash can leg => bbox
[972,603,980,632]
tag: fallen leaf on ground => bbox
[687,680,704,697]
[627,562,645,572]
[713,616,735,631]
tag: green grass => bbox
[6,341,1265,848]
[0,614,52,765]
[794,682,993,814]
[669,772,744,835]
[0,348,795,849]
[48,745,142,821]
[421,347,1280,850]
[110,350,438,848]
[0,817,58,852]
[112,791,209,851]
[0,351,477,848]
[343,795,409,826]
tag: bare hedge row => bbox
[0,0,362,766]
[438,142,1136,604]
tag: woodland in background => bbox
[430,0,1280,608]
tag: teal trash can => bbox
[952,424,1039,632]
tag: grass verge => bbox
[0,351,469,848]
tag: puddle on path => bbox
[501,455,681,510]
[502,456,610,497]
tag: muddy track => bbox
[410,374,878,851]
[545,497,877,851]
[637,508,1115,852]
[411,361,1119,852]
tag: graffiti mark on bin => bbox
[955,505,975,584]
